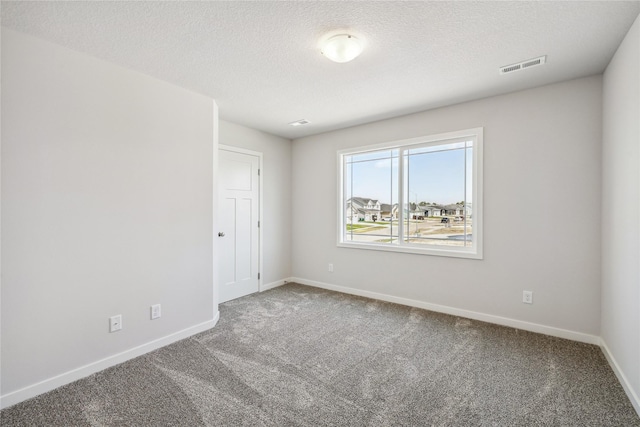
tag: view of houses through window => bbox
[340,129,482,257]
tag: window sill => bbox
[337,241,483,260]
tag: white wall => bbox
[219,120,292,287]
[602,14,640,412]
[1,29,217,405]
[292,76,603,340]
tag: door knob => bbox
[218,232,225,237]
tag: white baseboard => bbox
[600,338,640,416]
[290,277,600,345]
[260,278,290,292]
[0,312,220,410]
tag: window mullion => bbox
[389,153,393,242]
[350,157,354,241]
[463,143,468,247]
[398,148,405,245]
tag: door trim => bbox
[219,144,263,295]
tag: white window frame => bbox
[337,127,483,259]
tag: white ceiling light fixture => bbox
[321,34,363,63]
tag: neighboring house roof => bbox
[443,204,469,212]
[348,197,381,209]
[408,203,428,211]
[346,199,381,216]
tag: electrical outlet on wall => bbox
[151,304,161,320]
[523,291,533,304]
[109,315,122,332]
[328,263,334,273]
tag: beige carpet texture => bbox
[2,283,638,426]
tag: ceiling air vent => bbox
[500,55,546,75]
[289,119,310,127]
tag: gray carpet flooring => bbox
[2,283,639,426]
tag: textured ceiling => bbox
[2,1,639,139]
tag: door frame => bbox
[219,144,263,295]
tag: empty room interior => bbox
[1,1,639,425]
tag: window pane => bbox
[404,144,469,248]
[344,150,397,244]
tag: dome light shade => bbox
[321,34,363,63]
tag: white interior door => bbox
[218,149,260,303]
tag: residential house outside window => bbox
[338,128,483,259]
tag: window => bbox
[338,128,483,259]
